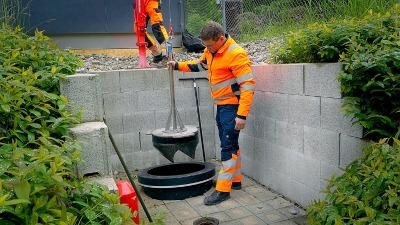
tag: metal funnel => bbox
[151,40,199,162]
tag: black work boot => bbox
[232,182,242,190]
[204,191,230,205]
[152,54,163,63]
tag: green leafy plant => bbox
[0,25,134,224]
[269,4,400,140]
[307,135,400,224]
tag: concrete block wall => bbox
[97,69,215,171]
[61,63,371,208]
[239,63,370,208]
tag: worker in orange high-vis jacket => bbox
[167,21,255,205]
[133,0,168,63]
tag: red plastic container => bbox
[116,180,140,224]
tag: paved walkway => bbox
[133,160,310,225]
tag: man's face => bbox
[203,35,224,54]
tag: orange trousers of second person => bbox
[133,0,168,62]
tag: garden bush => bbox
[269,4,400,140]
[0,25,134,224]
[307,135,400,224]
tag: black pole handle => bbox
[193,79,206,162]
[103,118,153,223]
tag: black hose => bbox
[193,79,206,162]
[103,118,153,223]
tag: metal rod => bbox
[168,48,177,131]
[193,79,206,162]
[104,118,153,223]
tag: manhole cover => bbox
[193,217,219,225]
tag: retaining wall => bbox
[61,63,369,208]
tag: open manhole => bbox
[193,217,219,225]
[138,162,215,200]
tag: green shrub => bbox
[269,4,400,140]
[0,25,134,224]
[307,135,400,224]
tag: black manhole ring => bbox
[138,162,215,200]
[193,217,219,225]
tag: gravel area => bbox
[77,38,275,73]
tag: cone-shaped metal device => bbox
[151,40,199,162]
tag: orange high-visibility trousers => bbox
[215,150,242,193]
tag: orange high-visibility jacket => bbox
[176,35,255,117]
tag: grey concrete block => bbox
[122,111,156,133]
[304,63,342,98]
[103,115,123,134]
[184,106,214,126]
[263,117,276,143]
[271,144,290,176]
[288,95,320,128]
[254,137,268,165]
[70,122,112,176]
[102,92,125,117]
[174,87,197,108]
[98,71,120,93]
[320,161,343,190]
[287,179,323,208]
[275,121,304,153]
[153,68,184,90]
[288,150,321,190]
[253,115,266,139]
[137,89,169,111]
[252,65,275,92]
[239,132,255,161]
[304,126,340,165]
[340,134,370,167]
[321,98,363,138]
[122,92,138,113]
[60,74,103,122]
[274,64,304,95]
[242,114,256,138]
[120,69,155,92]
[255,92,289,122]
[123,132,140,153]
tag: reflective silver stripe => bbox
[233,91,241,95]
[228,44,240,52]
[222,158,236,168]
[218,172,233,181]
[211,78,237,91]
[138,177,213,188]
[241,84,255,91]
[236,73,253,84]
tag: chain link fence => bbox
[185,0,399,42]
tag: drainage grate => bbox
[193,217,219,225]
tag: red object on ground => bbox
[116,180,140,224]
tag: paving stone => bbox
[270,220,298,225]
[256,210,288,224]
[244,185,268,194]
[185,195,204,207]
[195,204,221,216]
[265,196,293,209]
[171,206,200,222]
[245,202,274,214]
[234,194,262,206]
[251,190,278,202]
[226,206,253,220]
[204,211,231,222]
[161,212,180,225]
[235,215,268,225]
[277,206,307,219]
[216,198,241,211]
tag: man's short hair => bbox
[200,21,225,41]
